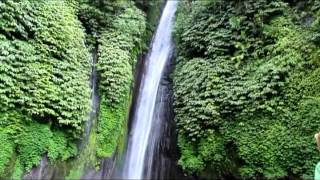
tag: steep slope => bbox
[0,1,90,177]
[0,0,160,178]
[173,0,320,179]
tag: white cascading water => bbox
[122,1,178,179]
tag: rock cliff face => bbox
[144,49,181,179]
[117,2,180,179]
[0,0,163,179]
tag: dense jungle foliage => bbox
[5,0,320,179]
[96,4,146,158]
[0,1,89,177]
[0,0,160,178]
[173,0,320,179]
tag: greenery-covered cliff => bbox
[173,0,320,179]
[2,0,320,179]
[0,0,162,178]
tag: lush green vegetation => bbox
[94,2,146,158]
[0,0,89,177]
[0,0,155,178]
[95,0,163,160]
[173,0,320,179]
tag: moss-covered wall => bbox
[0,0,160,178]
[0,1,89,178]
[96,5,146,157]
[173,0,320,179]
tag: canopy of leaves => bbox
[173,0,320,178]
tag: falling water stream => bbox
[22,1,179,179]
[121,1,178,179]
[79,47,99,151]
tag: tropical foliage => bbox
[95,2,146,158]
[173,0,320,179]
[0,0,90,177]
[0,0,151,178]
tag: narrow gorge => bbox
[119,1,178,179]
[1,0,320,180]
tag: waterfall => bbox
[79,47,99,151]
[121,1,178,179]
